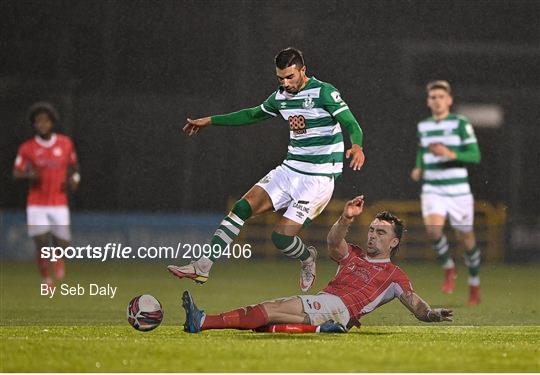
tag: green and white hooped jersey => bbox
[417,114,478,196]
[261,77,352,177]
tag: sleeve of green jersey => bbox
[415,128,423,168]
[211,91,279,126]
[211,106,274,126]
[320,85,364,146]
[455,117,481,164]
[415,148,423,168]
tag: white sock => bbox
[195,257,214,273]
[442,257,455,270]
[468,276,480,286]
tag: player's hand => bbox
[183,117,211,136]
[346,144,365,171]
[428,308,453,322]
[410,168,422,182]
[27,169,40,182]
[68,172,81,192]
[342,195,365,220]
[428,143,456,159]
[26,169,40,187]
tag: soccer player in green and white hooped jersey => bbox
[168,47,365,292]
[410,80,482,305]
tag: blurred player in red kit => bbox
[13,102,80,288]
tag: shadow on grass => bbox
[228,330,404,340]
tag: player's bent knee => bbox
[426,227,443,240]
[231,198,252,221]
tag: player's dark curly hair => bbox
[275,47,305,69]
[375,211,405,257]
[28,101,59,126]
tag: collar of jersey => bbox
[364,256,391,263]
[429,113,454,123]
[34,133,57,148]
[284,76,316,97]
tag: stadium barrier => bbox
[1,200,506,262]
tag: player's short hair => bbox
[275,47,305,69]
[426,80,452,95]
[375,211,404,257]
[28,101,59,125]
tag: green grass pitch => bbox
[1,260,539,372]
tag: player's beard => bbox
[366,246,381,257]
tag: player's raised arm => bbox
[183,104,277,137]
[327,195,365,261]
[399,291,453,323]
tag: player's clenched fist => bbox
[345,144,365,171]
[342,195,365,220]
[183,117,212,136]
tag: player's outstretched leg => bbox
[271,231,318,292]
[181,290,269,333]
[255,320,347,334]
[168,198,252,284]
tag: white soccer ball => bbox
[127,294,163,331]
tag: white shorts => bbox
[27,205,71,241]
[299,293,351,326]
[255,165,334,224]
[421,193,474,232]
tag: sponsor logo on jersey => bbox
[258,175,271,184]
[302,95,314,109]
[288,115,306,135]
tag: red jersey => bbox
[323,243,413,320]
[14,133,78,206]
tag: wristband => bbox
[71,172,81,183]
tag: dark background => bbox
[1,0,539,222]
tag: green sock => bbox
[209,199,252,262]
[464,245,481,277]
[433,235,454,268]
[271,232,311,261]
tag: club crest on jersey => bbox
[302,95,314,109]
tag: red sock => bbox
[255,324,318,333]
[54,258,65,280]
[201,304,268,331]
[36,249,50,280]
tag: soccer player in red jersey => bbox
[13,102,80,288]
[181,196,453,333]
